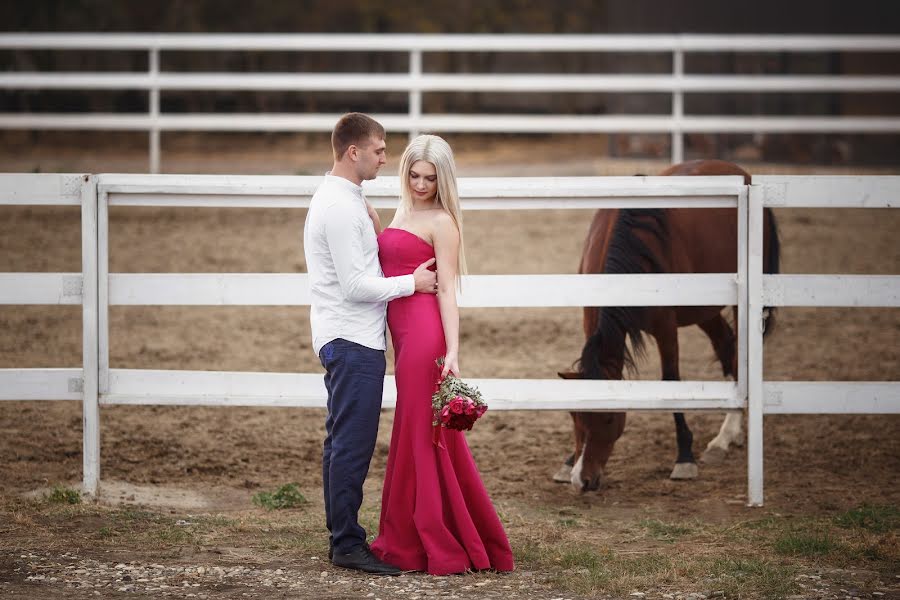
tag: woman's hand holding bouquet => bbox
[431,357,487,431]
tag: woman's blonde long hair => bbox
[398,134,468,277]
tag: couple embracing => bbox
[304,113,515,576]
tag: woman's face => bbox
[408,160,438,204]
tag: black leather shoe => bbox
[332,546,401,576]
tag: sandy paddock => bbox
[0,141,898,599]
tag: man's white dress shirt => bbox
[304,174,415,356]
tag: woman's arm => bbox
[432,213,461,378]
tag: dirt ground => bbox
[0,136,898,599]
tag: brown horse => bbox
[557,159,780,492]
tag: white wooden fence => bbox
[2,33,900,171]
[1,173,898,506]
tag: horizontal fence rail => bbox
[1,172,898,507]
[106,273,737,307]
[0,368,84,401]
[97,174,745,208]
[2,34,900,171]
[3,33,900,51]
[104,370,742,411]
[0,273,83,304]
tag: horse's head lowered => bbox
[558,335,629,492]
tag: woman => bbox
[370,135,515,575]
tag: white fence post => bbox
[746,183,766,506]
[737,185,749,403]
[409,48,422,140]
[671,47,684,164]
[80,174,100,498]
[149,46,161,174]
[98,187,111,399]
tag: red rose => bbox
[464,400,476,415]
[475,403,488,418]
[449,397,465,414]
[440,405,452,424]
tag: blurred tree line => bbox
[2,0,898,163]
[4,0,899,34]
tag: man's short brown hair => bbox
[331,113,385,160]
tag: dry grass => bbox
[1,487,897,598]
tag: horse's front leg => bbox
[671,412,698,479]
[698,310,744,465]
[702,411,744,465]
[553,413,578,483]
[654,317,699,480]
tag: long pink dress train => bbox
[370,227,515,575]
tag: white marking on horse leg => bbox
[553,461,573,483]
[701,411,744,464]
[570,452,585,492]
[725,411,745,447]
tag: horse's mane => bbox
[579,209,669,378]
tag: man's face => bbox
[354,135,387,181]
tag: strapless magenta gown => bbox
[370,227,514,575]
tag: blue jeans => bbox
[319,338,386,554]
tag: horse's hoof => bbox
[669,462,699,480]
[552,463,573,483]
[700,446,728,465]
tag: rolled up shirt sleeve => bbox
[323,203,415,302]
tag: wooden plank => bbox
[4,112,898,135]
[458,274,736,308]
[98,189,110,397]
[679,116,900,134]
[108,273,311,306]
[107,273,737,307]
[99,174,742,209]
[104,368,740,410]
[736,187,749,402]
[763,274,900,307]
[0,368,82,400]
[81,175,100,497]
[2,33,899,53]
[7,72,897,93]
[764,382,900,414]
[104,194,738,210]
[0,173,83,205]
[747,185,766,507]
[0,273,82,304]
[99,174,743,203]
[754,176,900,208]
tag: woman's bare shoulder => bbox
[430,209,452,223]
[430,210,459,242]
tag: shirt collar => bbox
[324,172,364,199]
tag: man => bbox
[304,113,438,575]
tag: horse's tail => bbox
[762,207,781,337]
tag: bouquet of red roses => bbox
[431,358,488,431]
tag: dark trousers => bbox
[319,338,386,554]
